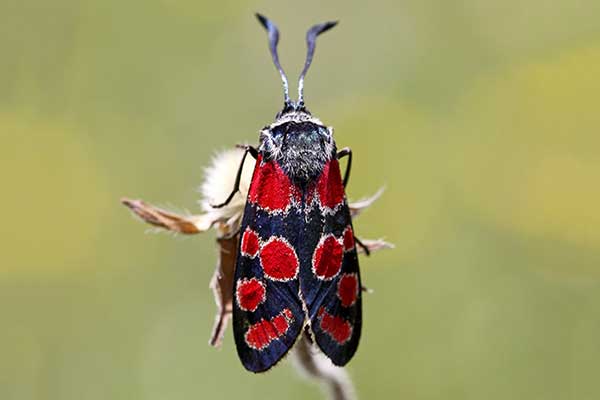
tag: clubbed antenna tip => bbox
[255,13,338,110]
[298,20,338,106]
[255,13,269,29]
[255,13,291,107]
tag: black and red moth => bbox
[213,14,366,372]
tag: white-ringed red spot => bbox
[282,308,294,321]
[244,308,295,350]
[317,307,353,345]
[342,226,355,252]
[240,228,260,258]
[236,278,266,312]
[337,273,359,307]
[312,234,344,280]
[259,237,299,281]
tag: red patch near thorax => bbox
[244,309,294,350]
[317,159,345,209]
[248,156,292,212]
[318,307,352,345]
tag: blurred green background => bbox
[2,0,600,399]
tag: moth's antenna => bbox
[298,20,338,106]
[256,13,291,107]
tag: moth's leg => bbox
[354,235,371,256]
[361,285,373,293]
[235,144,259,158]
[211,145,258,209]
[339,147,367,255]
[336,147,352,188]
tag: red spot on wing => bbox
[260,237,299,281]
[282,308,293,320]
[236,278,266,312]
[337,273,359,307]
[317,159,345,210]
[248,156,291,212]
[240,228,260,258]
[342,226,355,252]
[244,309,294,350]
[313,235,344,280]
[318,307,352,345]
[272,313,289,334]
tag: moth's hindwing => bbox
[232,155,305,372]
[300,158,362,366]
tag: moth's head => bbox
[255,13,337,121]
[261,111,332,152]
[259,116,335,183]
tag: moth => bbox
[212,14,369,372]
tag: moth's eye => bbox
[270,127,285,138]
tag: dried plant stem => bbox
[292,335,357,400]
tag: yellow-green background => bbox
[2,1,600,399]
